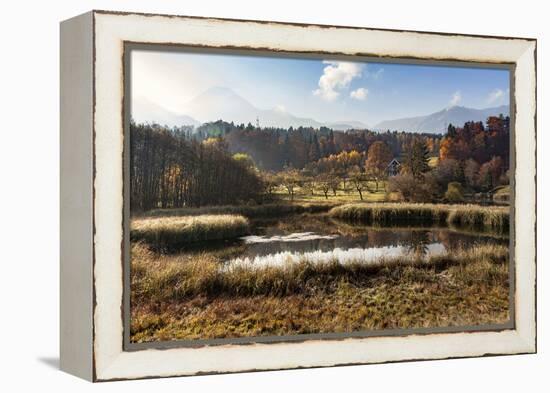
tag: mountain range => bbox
[373,105,510,134]
[132,87,509,134]
[132,87,368,131]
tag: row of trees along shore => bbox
[130,123,263,211]
[130,114,510,210]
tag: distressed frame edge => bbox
[90,11,537,381]
[91,8,537,42]
[512,40,537,354]
[59,11,95,381]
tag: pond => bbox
[186,213,509,269]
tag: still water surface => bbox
[189,214,507,268]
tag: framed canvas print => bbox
[60,10,537,381]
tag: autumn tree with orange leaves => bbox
[365,141,393,191]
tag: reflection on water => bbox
[242,232,339,244]
[408,231,431,257]
[227,243,447,270]
[184,213,508,268]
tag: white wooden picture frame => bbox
[60,10,536,381]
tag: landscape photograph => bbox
[128,49,512,344]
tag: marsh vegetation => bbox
[330,203,509,233]
[130,207,510,342]
[130,223,509,342]
[131,215,249,250]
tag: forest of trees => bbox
[194,120,441,171]
[130,114,510,209]
[130,123,263,211]
[387,115,510,202]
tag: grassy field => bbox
[130,242,510,342]
[273,181,387,203]
[137,183,385,222]
[330,203,509,233]
[131,214,249,249]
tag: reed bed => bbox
[141,202,335,219]
[446,205,509,232]
[131,242,508,302]
[329,203,509,233]
[130,214,249,250]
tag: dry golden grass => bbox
[130,214,249,249]
[330,203,509,233]
[130,242,507,300]
[130,241,510,342]
[142,202,335,219]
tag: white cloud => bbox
[448,91,462,107]
[487,88,504,104]
[274,104,286,113]
[350,87,368,101]
[313,61,364,101]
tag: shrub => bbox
[445,182,465,203]
[434,158,462,190]
[388,173,437,203]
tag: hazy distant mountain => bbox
[182,87,257,125]
[132,97,200,127]
[180,87,368,130]
[374,105,510,134]
[326,120,369,131]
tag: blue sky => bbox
[131,49,510,126]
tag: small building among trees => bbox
[386,158,401,177]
